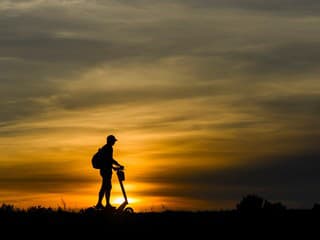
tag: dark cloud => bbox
[138,152,320,207]
[0,98,50,123]
[0,38,115,64]
[231,42,320,77]
[0,162,95,193]
[162,0,320,15]
[92,0,320,16]
[258,94,320,118]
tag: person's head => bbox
[106,135,117,145]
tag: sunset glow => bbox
[1,0,320,212]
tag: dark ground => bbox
[1,195,319,237]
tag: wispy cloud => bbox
[1,0,320,209]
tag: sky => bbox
[1,0,320,211]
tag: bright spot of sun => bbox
[112,196,139,205]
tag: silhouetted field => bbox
[1,195,319,236]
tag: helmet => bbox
[107,135,117,143]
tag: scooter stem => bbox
[117,170,128,203]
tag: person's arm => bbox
[112,159,124,169]
[112,159,120,166]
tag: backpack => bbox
[91,147,104,169]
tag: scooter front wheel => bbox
[124,207,134,214]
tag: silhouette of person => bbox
[95,135,124,209]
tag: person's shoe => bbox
[95,203,105,209]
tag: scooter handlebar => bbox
[113,165,124,171]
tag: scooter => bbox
[114,166,134,214]
[90,166,134,214]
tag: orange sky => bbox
[1,0,320,211]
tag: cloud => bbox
[1,0,320,209]
[136,152,320,207]
[258,94,320,118]
[230,42,320,77]
[157,0,320,15]
[0,161,95,193]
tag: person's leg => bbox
[105,178,112,207]
[96,171,107,208]
[104,171,114,208]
